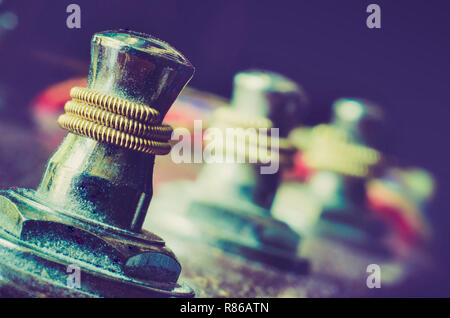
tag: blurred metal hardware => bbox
[281,98,392,254]
[147,70,310,273]
[290,124,381,178]
[366,167,435,247]
[0,30,196,297]
[290,98,384,178]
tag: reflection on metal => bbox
[148,70,310,273]
[0,30,195,297]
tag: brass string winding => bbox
[70,87,160,124]
[58,115,171,155]
[64,101,173,141]
[211,107,273,130]
[207,106,296,167]
[289,125,381,177]
[58,87,173,155]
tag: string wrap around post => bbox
[206,106,297,167]
[291,124,381,177]
[58,86,173,155]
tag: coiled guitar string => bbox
[64,101,173,141]
[289,124,381,177]
[206,106,296,167]
[70,87,160,124]
[57,87,172,155]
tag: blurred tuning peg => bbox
[147,70,310,273]
[280,98,395,255]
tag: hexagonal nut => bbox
[0,190,181,284]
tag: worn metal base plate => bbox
[146,181,309,275]
[0,188,194,297]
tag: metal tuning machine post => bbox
[0,30,195,297]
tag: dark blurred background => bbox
[0,0,449,292]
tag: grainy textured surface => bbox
[160,228,429,298]
[0,121,434,297]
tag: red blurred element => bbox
[284,152,314,181]
[367,181,431,248]
[33,77,88,115]
[369,196,419,245]
[31,77,88,151]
